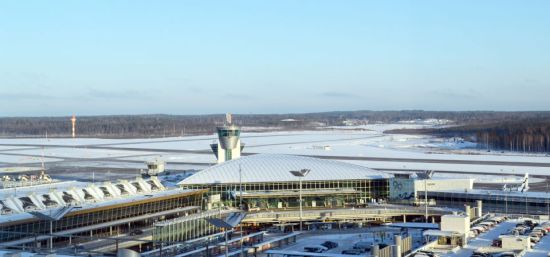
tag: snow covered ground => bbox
[11,147,159,159]
[0,124,549,183]
[0,154,61,164]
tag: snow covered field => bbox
[0,124,549,183]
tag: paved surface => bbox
[274,227,423,256]
[525,230,550,257]
[2,133,550,184]
[2,135,550,169]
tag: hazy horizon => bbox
[4,109,550,119]
[1,1,549,116]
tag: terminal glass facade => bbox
[181,179,389,209]
[153,210,234,242]
[421,191,550,215]
[0,190,205,243]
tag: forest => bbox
[423,120,550,153]
[2,111,550,154]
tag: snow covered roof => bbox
[178,154,392,185]
[0,177,167,216]
[0,180,201,224]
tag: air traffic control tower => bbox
[211,113,244,163]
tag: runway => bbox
[1,133,549,186]
[1,141,549,168]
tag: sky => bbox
[1,0,549,116]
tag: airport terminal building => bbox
[178,153,392,210]
[0,177,206,249]
[419,189,550,216]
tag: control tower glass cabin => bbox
[210,125,244,163]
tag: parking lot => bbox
[442,221,516,257]
[443,218,550,257]
[265,217,550,257]
[524,231,550,257]
[273,227,424,255]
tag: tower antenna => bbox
[226,113,232,125]
[71,115,77,138]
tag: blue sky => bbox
[1,1,549,116]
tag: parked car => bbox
[342,249,365,255]
[493,252,517,257]
[479,224,491,230]
[353,241,373,251]
[489,217,506,223]
[417,250,438,257]
[129,229,143,236]
[530,231,544,238]
[524,220,538,229]
[530,236,541,243]
[304,245,328,253]
[533,227,547,235]
[511,226,529,235]
[414,253,431,257]
[321,241,339,249]
[479,221,496,227]
[472,226,486,233]
[471,253,491,257]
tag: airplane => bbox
[502,173,529,193]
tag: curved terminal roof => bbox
[178,154,392,185]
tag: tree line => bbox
[432,120,550,153]
[389,117,550,153]
[2,111,550,149]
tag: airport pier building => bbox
[0,177,206,250]
[178,154,392,210]
[419,189,550,216]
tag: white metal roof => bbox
[0,177,167,218]
[178,154,392,185]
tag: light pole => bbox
[290,169,311,231]
[505,189,508,216]
[239,164,244,257]
[206,212,247,257]
[424,178,428,223]
[546,181,549,218]
[422,170,434,223]
[239,164,243,210]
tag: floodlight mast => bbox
[289,169,310,231]
[423,170,433,223]
[206,212,247,257]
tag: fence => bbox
[401,236,413,255]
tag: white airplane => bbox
[502,173,529,193]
